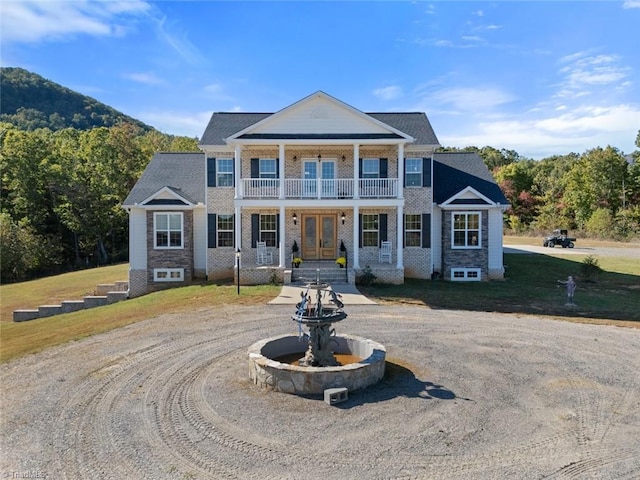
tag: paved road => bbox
[2,304,639,479]
[505,243,640,258]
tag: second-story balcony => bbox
[240,178,399,199]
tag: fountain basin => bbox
[248,334,386,395]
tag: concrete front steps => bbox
[13,281,129,322]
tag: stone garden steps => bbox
[12,281,129,322]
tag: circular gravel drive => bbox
[2,305,639,479]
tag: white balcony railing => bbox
[241,178,398,199]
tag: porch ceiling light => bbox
[293,212,297,225]
[317,154,321,162]
[341,212,346,225]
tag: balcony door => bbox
[302,159,335,198]
[302,214,337,260]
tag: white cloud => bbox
[473,10,484,17]
[123,72,164,85]
[623,0,640,8]
[373,86,403,101]
[437,103,640,159]
[425,86,517,112]
[556,52,630,99]
[136,110,213,137]
[0,0,150,43]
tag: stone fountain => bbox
[248,283,386,395]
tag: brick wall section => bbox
[441,210,489,280]
[146,210,194,288]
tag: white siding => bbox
[193,207,207,271]
[129,208,147,270]
[432,206,442,273]
[487,208,504,275]
[252,97,390,135]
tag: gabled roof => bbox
[123,152,205,207]
[433,152,508,205]
[199,92,439,146]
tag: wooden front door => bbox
[302,214,337,260]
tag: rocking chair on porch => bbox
[379,240,392,264]
[256,241,273,265]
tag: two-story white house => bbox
[123,91,508,297]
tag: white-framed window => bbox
[154,212,183,249]
[405,158,422,187]
[217,214,234,247]
[362,214,379,247]
[154,268,184,282]
[404,214,421,247]
[451,268,481,281]
[362,158,379,179]
[260,214,277,247]
[216,158,233,187]
[452,212,481,248]
[260,159,277,179]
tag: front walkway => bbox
[268,283,377,305]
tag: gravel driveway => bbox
[2,304,639,479]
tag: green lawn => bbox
[360,253,640,323]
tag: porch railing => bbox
[241,178,398,199]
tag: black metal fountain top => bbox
[292,282,347,367]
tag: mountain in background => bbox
[0,67,154,132]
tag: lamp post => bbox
[236,248,241,295]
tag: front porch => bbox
[233,260,403,286]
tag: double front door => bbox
[302,214,337,260]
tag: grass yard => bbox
[2,247,638,364]
[360,253,640,325]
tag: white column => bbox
[397,143,404,199]
[353,144,359,199]
[352,205,360,269]
[234,144,242,199]
[235,205,241,251]
[279,205,285,267]
[396,205,404,269]
[278,144,285,199]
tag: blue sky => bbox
[2,0,639,159]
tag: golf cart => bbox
[543,229,576,248]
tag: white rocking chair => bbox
[256,241,273,265]
[379,240,392,264]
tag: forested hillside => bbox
[0,68,201,282]
[0,67,153,131]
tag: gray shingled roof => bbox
[433,152,508,205]
[123,152,205,206]
[199,111,439,146]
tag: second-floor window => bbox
[154,212,183,249]
[362,159,380,179]
[217,159,233,187]
[405,158,422,187]
[260,159,277,179]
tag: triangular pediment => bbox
[227,91,413,141]
[440,186,496,208]
[141,186,193,206]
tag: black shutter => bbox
[422,157,431,187]
[358,158,363,178]
[379,214,388,245]
[358,214,363,248]
[379,158,388,179]
[207,157,216,187]
[422,213,431,248]
[208,214,217,248]
[276,213,280,247]
[276,158,280,178]
[402,214,406,247]
[251,214,259,247]
[402,158,406,187]
[250,158,259,178]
